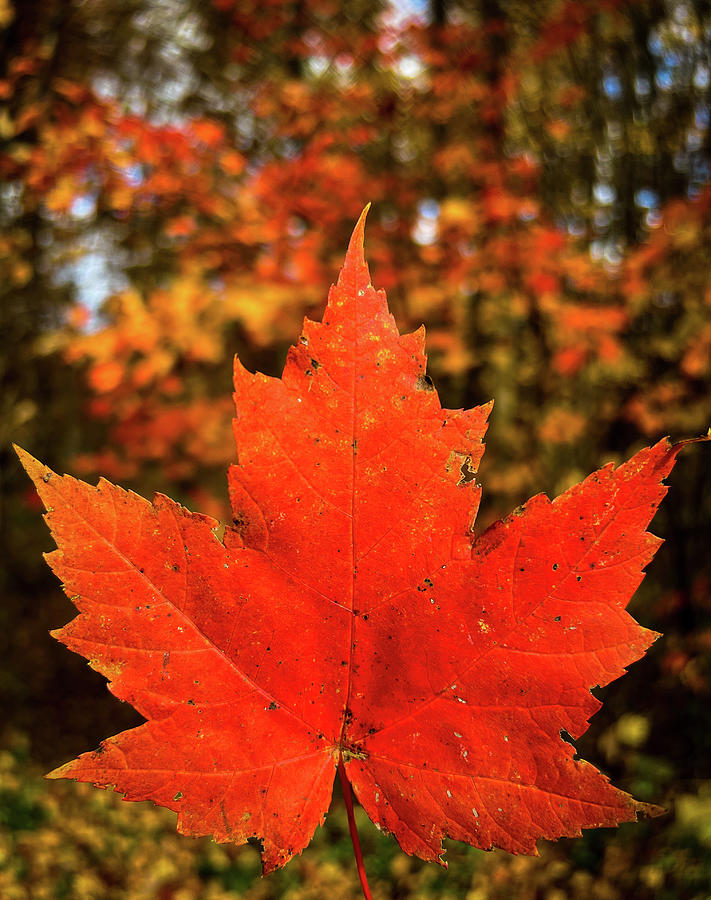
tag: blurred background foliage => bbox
[1,0,711,896]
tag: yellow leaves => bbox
[408,284,449,320]
[439,197,478,230]
[0,107,14,139]
[0,0,14,29]
[614,713,651,749]
[6,34,699,541]
[538,407,586,445]
[10,259,32,286]
[70,279,232,382]
[77,105,105,140]
[44,175,79,215]
[62,263,326,481]
[222,278,317,346]
[670,221,701,250]
[0,741,245,900]
[160,287,222,363]
[674,785,711,846]
[107,184,134,213]
[0,231,34,286]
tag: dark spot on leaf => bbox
[232,512,249,532]
[268,702,278,710]
[552,563,558,571]
[554,616,561,622]
[416,373,435,391]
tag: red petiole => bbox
[338,757,373,900]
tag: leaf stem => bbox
[338,757,373,900]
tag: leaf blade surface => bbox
[19,208,682,870]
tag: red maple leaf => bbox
[18,208,689,891]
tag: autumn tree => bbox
[2,0,711,895]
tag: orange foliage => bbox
[2,0,709,518]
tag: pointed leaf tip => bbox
[13,444,39,477]
[340,205,371,285]
[349,203,371,252]
[14,445,60,503]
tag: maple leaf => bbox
[18,207,687,882]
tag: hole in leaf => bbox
[248,835,265,854]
